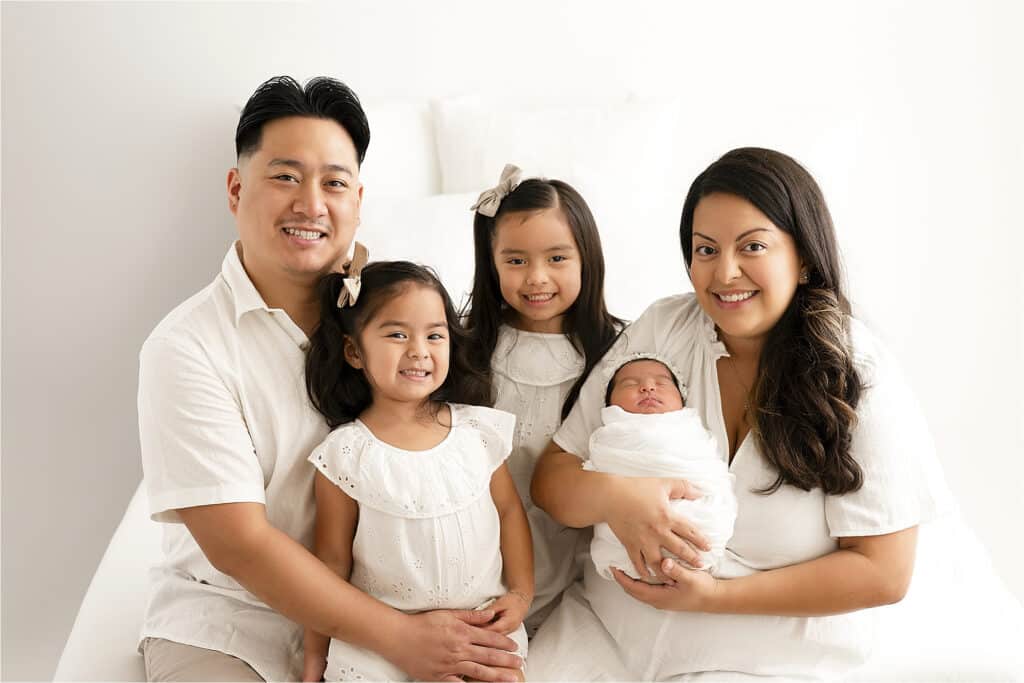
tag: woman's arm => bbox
[614,527,918,616]
[531,440,710,579]
[485,463,534,636]
[303,472,359,680]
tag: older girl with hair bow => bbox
[463,165,625,634]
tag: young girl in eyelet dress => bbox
[463,165,624,633]
[301,260,533,682]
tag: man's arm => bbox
[141,336,521,681]
[178,502,523,681]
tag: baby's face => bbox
[608,360,684,414]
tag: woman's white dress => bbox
[491,324,588,633]
[306,403,529,682]
[527,294,951,681]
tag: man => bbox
[138,76,522,682]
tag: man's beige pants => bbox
[142,637,264,682]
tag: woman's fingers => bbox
[626,545,650,579]
[454,658,522,682]
[667,478,703,502]
[606,475,711,577]
[659,530,705,569]
[612,567,668,608]
[672,516,711,552]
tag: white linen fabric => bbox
[536,293,951,680]
[308,403,528,681]
[586,405,737,580]
[137,242,329,682]
[491,324,589,633]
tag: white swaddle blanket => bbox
[586,405,737,579]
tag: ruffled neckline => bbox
[352,414,456,456]
[492,324,584,386]
[308,404,514,518]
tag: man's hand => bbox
[387,609,523,682]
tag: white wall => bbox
[2,1,1021,680]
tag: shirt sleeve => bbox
[138,336,266,523]
[825,323,954,537]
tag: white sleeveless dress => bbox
[307,403,529,681]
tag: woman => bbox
[526,148,947,680]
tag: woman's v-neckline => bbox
[712,356,751,469]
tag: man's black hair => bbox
[235,76,369,164]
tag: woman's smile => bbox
[711,289,760,309]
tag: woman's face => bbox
[689,192,803,349]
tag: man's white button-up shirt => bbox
[138,241,329,681]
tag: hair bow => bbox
[337,241,369,308]
[470,164,522,217]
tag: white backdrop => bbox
[2,2,1022,680]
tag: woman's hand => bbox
[483,591,532,635]
[612,558,720,611]
[386,608,523,682]
[605,476,710,580]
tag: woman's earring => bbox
[799,270,810,285]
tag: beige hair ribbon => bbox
[336,241,369,308]
[470,163,522,217]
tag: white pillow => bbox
[432,96,690,320]
[360,190,689,324]
[432,95,684,198]
[359,98,441,199]
[358,192,479,309]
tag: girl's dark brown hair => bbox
[680,147,864,495]
[306,261,490,428]
[463,178,624,419]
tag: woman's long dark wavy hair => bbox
[680,148,864,495]
[306,261,490,429]
[463,178,624,419]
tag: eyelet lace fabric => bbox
[310,404,525,680]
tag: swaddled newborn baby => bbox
[586,355,737,581]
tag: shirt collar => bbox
[220,241,273,325]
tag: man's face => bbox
[227,116,363,289]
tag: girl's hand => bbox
[483,591,532,635]
[612,558,720,612]
[302,652,327,682]
[388,608,523,682]
[605,476,710,580]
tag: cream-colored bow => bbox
[337,241,369,308]
[470,164,522,217]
